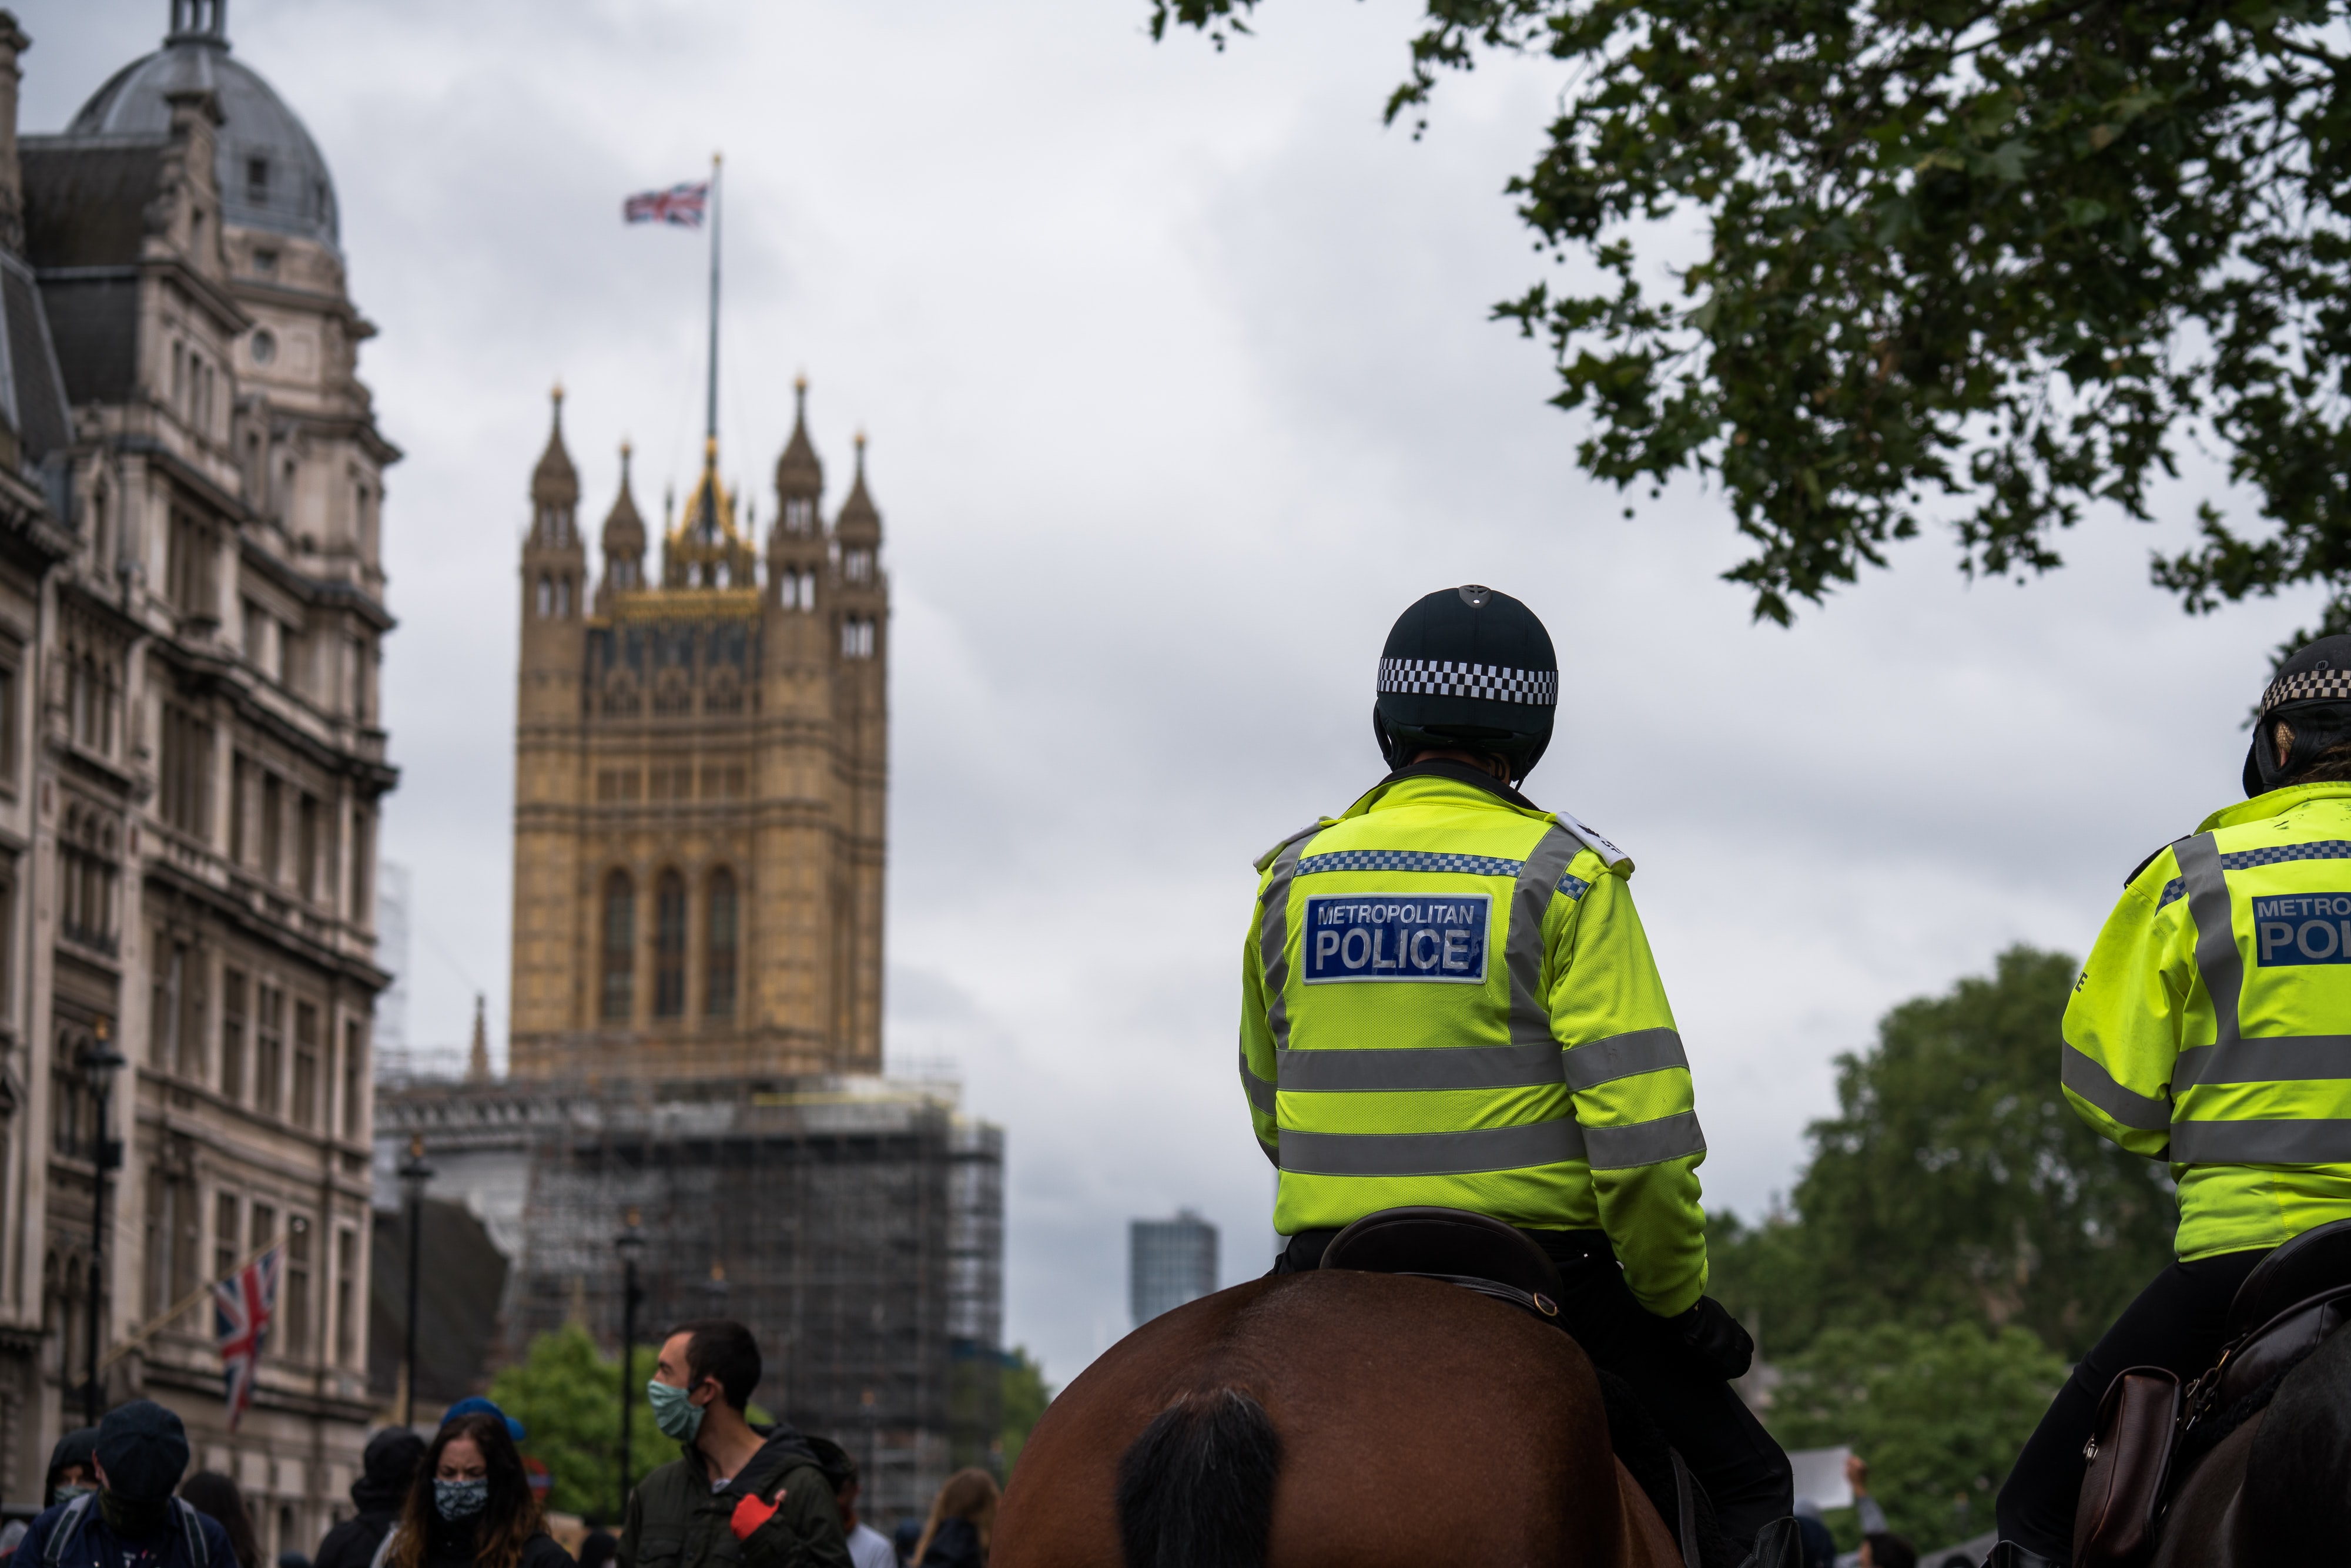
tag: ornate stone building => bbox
[0,0,394,1537]
[508,387,886,1083]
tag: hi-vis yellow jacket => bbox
[1239,769,1709,1315]
[2065,781,2351,1260]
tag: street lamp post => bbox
[397,1133,434,1427]
[615,1208,647,1519]
[78,1021,125,1427]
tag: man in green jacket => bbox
[1240,585,1791,1552]
[1991,635,2351,1566]
[618,1318,849,1568]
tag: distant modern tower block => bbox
[1130,1209,1218,1326]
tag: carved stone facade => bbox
[508,387,887,1084]
[0,1,394,1542]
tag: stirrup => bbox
[1730,1517,1801,1568]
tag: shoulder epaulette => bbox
[1552,807,1633,876]
[2124,835,2191,890]
[1252,819,1329,875]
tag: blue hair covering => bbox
[440,1396,525,1443]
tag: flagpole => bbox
[706,150,721,447]
[98,1236,285,1371]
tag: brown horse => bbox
[993,1269,1690,1568]
[2143,1316,2351,1566]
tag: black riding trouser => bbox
[1277,1227,1794,1552]
[1994,1247,2270,1561]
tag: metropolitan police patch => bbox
[1302,893,1489,984]
[2253,892,2351,966]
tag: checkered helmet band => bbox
[1378,657,1557,706]
[2260,668,2351,716]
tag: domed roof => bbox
[66,5,339,248]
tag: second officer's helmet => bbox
[2247,634,2351,795]
[1374,585,1558,785]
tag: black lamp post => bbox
[78,1021,124,1426]
[397,1133,434,1427]
[615,1207,647,1517]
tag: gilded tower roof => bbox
[664,435,757,590]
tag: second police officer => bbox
[1991,635,2351,1564]
[1238,585,1794,1555]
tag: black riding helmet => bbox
[2245,634,2351,796]
[1373,585,1558,785]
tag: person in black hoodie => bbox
[383,1415,570,1568]
[313,1433,426,1568]
[617,1318,848,1568]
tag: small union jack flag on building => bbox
[215,1245,283,1432]
[623,182,710,228]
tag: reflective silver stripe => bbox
[1563,1028,1687,1091]
[1278,1118,1586,1177]
[2061,1043,2171,1131]
[2178,1037,2351,1089]
[1507,826,1582,1048]
[1583,1111,1706,1170]
[1239,1048,1277,1115]
[2169,1118,2351,1164]
[1277,1042,1565,1093]
[2176,833,2245,1058]
[1259,835,1310,1054]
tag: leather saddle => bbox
[2201,1214,2351,1412]
[1320,1208,1713,1566]
[1320,1205,1565,1322]
[2077,1217,2351,1568]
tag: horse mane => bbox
[1114,1386,1281,1568]
[2241,1321,2351,1556]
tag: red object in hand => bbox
[729,1491,782,1540]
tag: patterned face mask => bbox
[433,1479,490,1521]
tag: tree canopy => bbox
[1151,0,2351,633]
[1707,946,2177,1361]
[488,1326,667,1522]
[1770,1321,2067,1546]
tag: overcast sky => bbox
[19,0,2322,1391]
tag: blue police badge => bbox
[1301,894,1490,984]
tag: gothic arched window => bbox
[535,575,552,618]
[654,870,688,1018]
[600,870,634,1022]
[705,869,737,1019]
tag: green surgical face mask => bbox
[648,1376,705,1442]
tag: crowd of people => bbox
[0,1318,999,1568]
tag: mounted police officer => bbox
[1238,585,1794,1556]
[1992,635,2351,1565]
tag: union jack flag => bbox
[215,1245,283,1432]
[623,182,709,228]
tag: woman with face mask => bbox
[382,1414,572,1568]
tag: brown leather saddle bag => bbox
[2074,1218,2351,1567]
[2074,1365,2179,1568]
